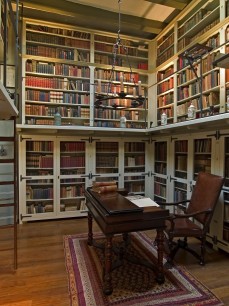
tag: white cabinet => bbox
[18,135,149,222]
[19,136,90,222]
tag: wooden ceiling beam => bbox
[145,0,188,11]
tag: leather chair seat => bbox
[165,219,203,237]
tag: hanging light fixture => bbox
[94,0,145,110]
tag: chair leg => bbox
[165,237,180,269]
[199,237,206,266]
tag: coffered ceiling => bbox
[20,0,190,41]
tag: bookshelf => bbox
[22,19,149,129]
[152,0,229,127]
[177,0,220,53]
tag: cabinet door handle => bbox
[91,174,100,178]
[170,175,177,182]
[141,171,150,176]
[20,175,32,181]
[80,174,90,178]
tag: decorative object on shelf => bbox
[180,43,212,117]
[120,115,127,128]
[54,110,61,126]
[94,0,145,110]
[161,111,167,126]
[187,102,196,120]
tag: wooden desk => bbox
[85,187,169,295]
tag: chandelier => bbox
[94,0,145,110]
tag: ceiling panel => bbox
[21,0,190,40]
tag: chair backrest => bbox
[187,172,224,226]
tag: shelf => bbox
[212,53,229,69]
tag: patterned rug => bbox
[63,232,223,306]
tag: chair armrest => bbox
[172,208,212,219]
[157,200,190,206]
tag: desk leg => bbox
[87,212,93,246]
[104,236,113,295]
[156,228,165,284]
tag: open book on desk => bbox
[125,195,159,208]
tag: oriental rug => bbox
[63,232,223,306]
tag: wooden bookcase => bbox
[21,19,149,129]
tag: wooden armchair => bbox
[163,172,224,267]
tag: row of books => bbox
[60,169,85,175]
[26,60,90,77]
[194,139,212,153]
[60,199,86,211]
[26,186,53,200]
[94,42,148,58]
[96,156,118,168]
[178,8,208,38]
[25,104,90,117]
[157,92,174,107]
[26,45,90,62]
[154,182,166,197]
[94,120,145,129]
[26,76,91,91]
[157,33,174,55]
[26,203,53,214]
[26,155,53,168]
[124,183,144,193]
[157,78,174,94]
[202,71,219,91]
[60,156,85,167]
[155,143,167,161]
[60,185,85,198]
[60,142,85,152]
[26,24,91,39]
[124,142,145,152]
[177,83,200,101]
[27,32,91,49]
[94,109,144,121]
[154,163,167,175]
[156,46,174,67]
[175,140,188,152]
[157,66,174,82]
[95,69,140,83]
[26,90,90,105]
[174,189,187,202]
[124,156,145,166]
[25,118,56,125]
[26,141,53,152]
[178,20,219,52]
[95,34,141,48]
[96,142,118,152]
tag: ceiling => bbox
[20,0,190,41]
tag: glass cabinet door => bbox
[94,141,119,183]
[153,141,167,203]
[124,141,146,195]
[173,139,188,202]
[25,140,54,216]
[193,138,212,180]
[59,141,87,213]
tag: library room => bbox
[0,0,229,305]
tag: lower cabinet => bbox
[18,135,148,222]
[19,136,89,222]
[18,130,229,253]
